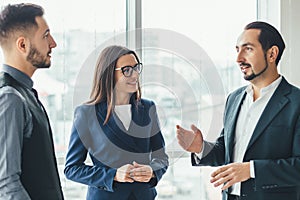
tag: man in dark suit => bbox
[176,21,300,200]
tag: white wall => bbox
[258,0,300,87]
[280,0,300,87]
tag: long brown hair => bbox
[87,45,141,124]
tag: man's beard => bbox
[27,46,51,68]
[244,64,268,81]
[244,54,268,81]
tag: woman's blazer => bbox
[64,99,168,200]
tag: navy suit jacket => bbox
[192,77,300,200]
[64,99,168,200]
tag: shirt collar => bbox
[2,64,33,89]
[260,76,282,95]
[245,75,282,97]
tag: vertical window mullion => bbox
[126,0,142,58]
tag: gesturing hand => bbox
[176,124,204,153]
[210,162,251,190]
[129,161,153,182]
[114,164,134,183]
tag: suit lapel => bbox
[130,101,144,131]
[96,102,143,153]
[246,78,290,151]
[226,91,247,162]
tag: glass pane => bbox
[0,1,259,199]
[142,1,256,199]
[0,1,125,199]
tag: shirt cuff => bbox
[193,141,205,164]
[250,160,255,178]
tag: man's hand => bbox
[129,161,153,182]
[210,162,251,190]
[176,124,203,153]
[114,164,134,183]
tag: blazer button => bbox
[98,186,106,190]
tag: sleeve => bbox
[0,88,31,199]
[64,107,117,192]
[191,130,226,166]
[191,92,234,167]
[191,140,215,165]
[148,102,169,187]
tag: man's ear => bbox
[268,46,279,63]
[16,36,28,53]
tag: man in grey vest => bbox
[0,3,64,199]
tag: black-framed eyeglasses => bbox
[115,63,143,77]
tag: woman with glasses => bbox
[64,45,169,200]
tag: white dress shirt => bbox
[114,104,132,131]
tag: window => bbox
[0,1,260,199]
[0,0,126,199]
[141,1,256,199]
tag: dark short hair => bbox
[0,3,44,45]
[244,21,285,65]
